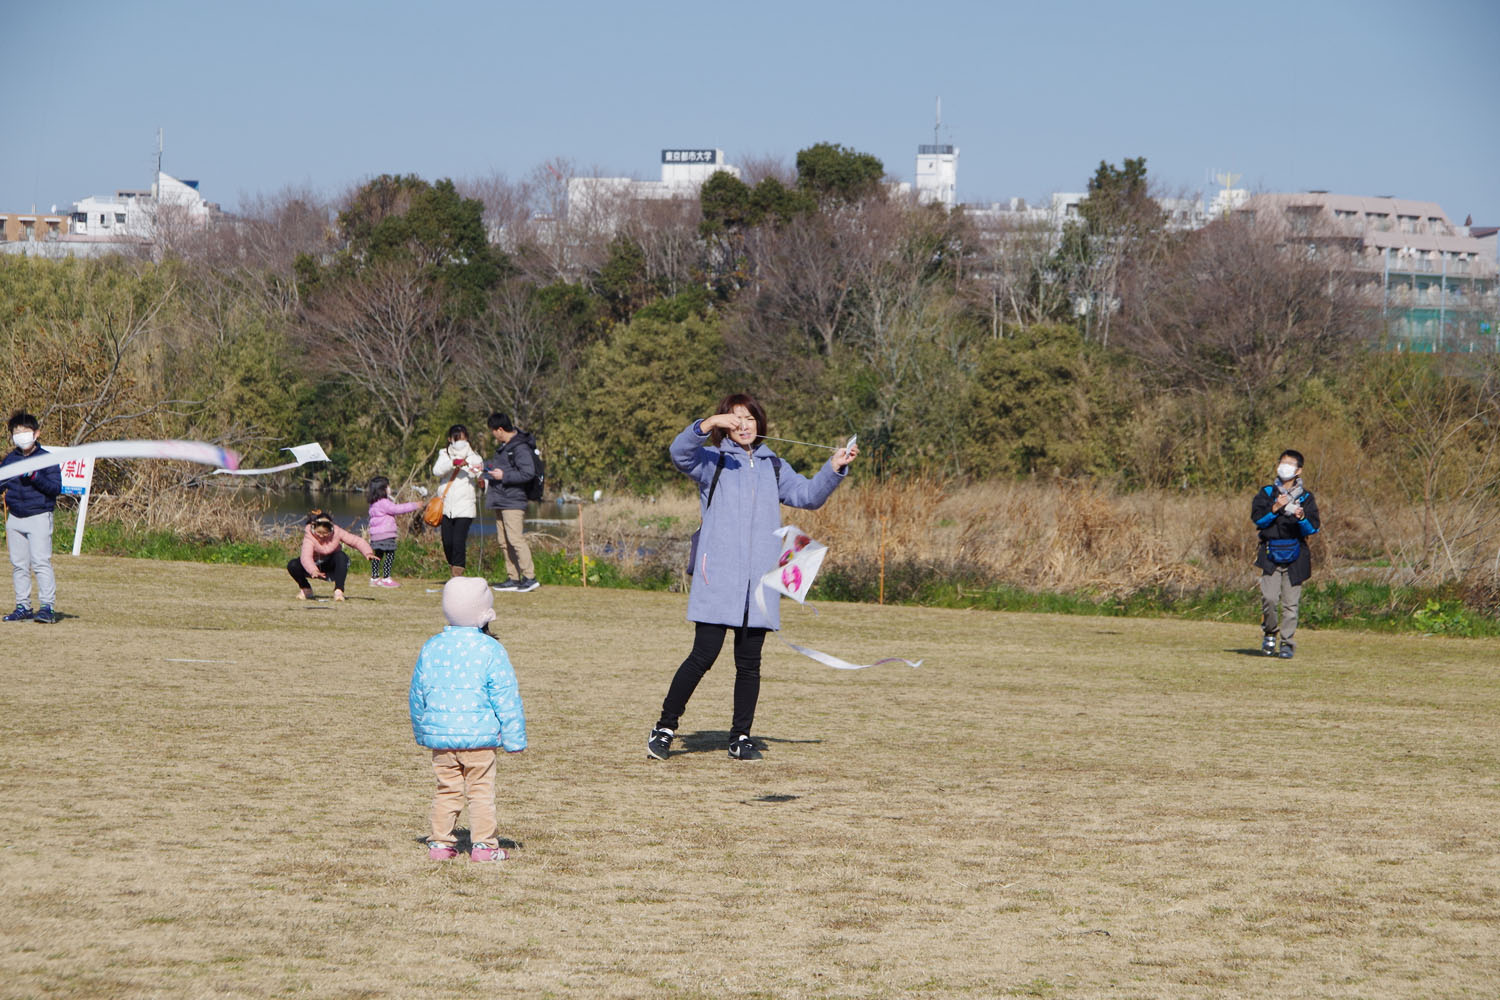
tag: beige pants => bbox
[499,508,535,581]
[429,748,497,848]
[1260,567,1302,650]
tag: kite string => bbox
[756,434,839,451]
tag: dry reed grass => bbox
[71,467,1500,604]
[0,557,1496,998]
[550,475,1500,604]
[82,462,270,541]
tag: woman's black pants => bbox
[656,622,768,739]
[441,516,472,568]
[286,550,349,590]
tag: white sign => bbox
[51,450,95,555]
[661,149,718,165]
[59,454,93,497]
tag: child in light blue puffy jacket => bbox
[408,576,527,862]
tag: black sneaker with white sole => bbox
[647,727,674,760]
[728,735,763,761]
[515,578,540,593]
[493,578,520,592]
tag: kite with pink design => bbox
[755,525,922,670]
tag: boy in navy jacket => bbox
[1251,449,1320,658]
[0,412,62,624]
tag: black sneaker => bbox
[515,578,540,593]
[728,735,763,761]
[33,605,56,625]
[3,604,33,622]
[1278,646,1294,660]
[647,727,674,760]
[493,579,520,592]
[1261,634,1277,656]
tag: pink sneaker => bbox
[428,842,458,860]
[470,844,509,863]
[378,578,401,588]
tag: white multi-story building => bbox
[567,149,740,225]
[961,192,1087,235]
[69,172,218,239]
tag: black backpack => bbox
[516,431,545,503]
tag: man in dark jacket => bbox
[1251,448,1320,659]
[483,412,539,593]
[1,411,62,624]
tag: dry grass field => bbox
[2,556,1497,999]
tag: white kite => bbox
[0,440,240,482]
[754,525,923,670]
[211,442,328,476]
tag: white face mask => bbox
[12,431,35,450]
[1276,463,1297,481]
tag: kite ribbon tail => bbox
[778,638,923,670]
[212,460,301,476]
[754,578,921,670]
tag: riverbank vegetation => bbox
[5,146,1499,629]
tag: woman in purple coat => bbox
[647,393,858,761]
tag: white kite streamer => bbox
[0,440,240,482]
[211,442,328,476]
[754,525,922,670]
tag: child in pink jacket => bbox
[287,509,375,602]
[366,475,423,588]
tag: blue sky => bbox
[4,0,1498,224]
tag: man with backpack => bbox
[484,412,541,593]
[1251,449,1320,659]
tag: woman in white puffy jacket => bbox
[431,424,485,576]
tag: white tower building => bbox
[915,144,958,207]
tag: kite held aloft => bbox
[755,525,923,670]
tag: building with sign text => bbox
[567,149,740,228]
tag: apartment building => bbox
[1240,192,1499,352]
[0,210,68,245]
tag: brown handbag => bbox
[422,473,457,527]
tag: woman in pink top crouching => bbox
[288,509,375,602]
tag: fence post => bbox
[578,501,587,588]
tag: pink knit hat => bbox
[442,576,496,628]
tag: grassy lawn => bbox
[1,556,1497,999]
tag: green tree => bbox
[1079,156,1163,237]
[699,172,815,237]
[551,315,728,492]
[597,235,651,323]
[699,171,757,236]
[1052,157,1170,345]
[296,175,513,452]
[331,174,508,319]
[963,323,1123,477]
[796,142,885,203]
